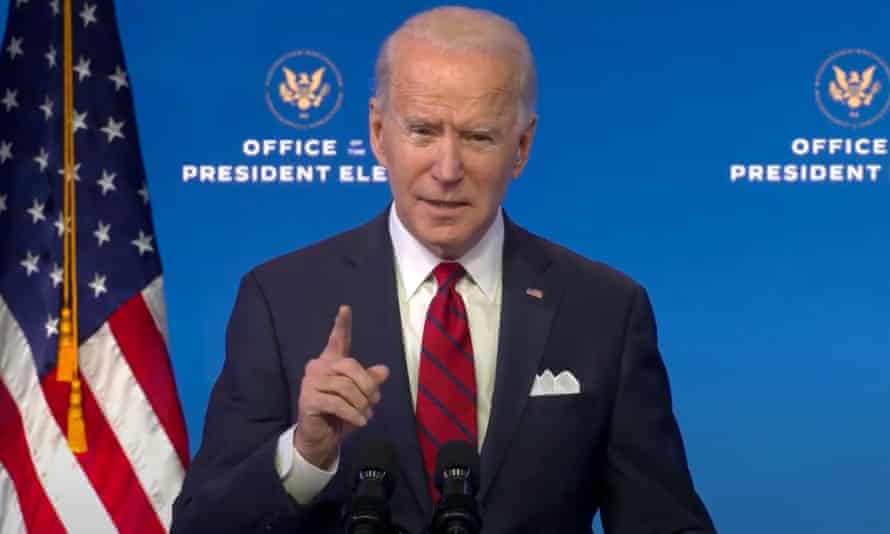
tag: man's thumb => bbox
[368,364,390,385]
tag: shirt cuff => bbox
[275,425,339,504]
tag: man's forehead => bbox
[392,78,512,104]
[389,83,517,125]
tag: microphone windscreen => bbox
[434,440,480,493]
[351,438,399,496]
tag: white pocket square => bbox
[529,369,581,396]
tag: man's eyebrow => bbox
[399,116,501,136]
[461,126,500,135]
[402,115,439,126]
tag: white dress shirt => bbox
[274,206,504,504]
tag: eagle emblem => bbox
[278,66,330,114]
[828,65,882,117]
[266,49,343,129]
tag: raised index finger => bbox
[322,305,351,359]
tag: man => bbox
[172,6,715,534]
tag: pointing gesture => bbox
[324,303,352,358]
[295,305,390,469]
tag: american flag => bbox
[0,1,188,532]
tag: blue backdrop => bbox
[3,1,887,532]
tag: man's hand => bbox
[294,305,390,469]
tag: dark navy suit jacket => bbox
[171,209,715,533]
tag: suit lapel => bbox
[345,209,433,520]
[478,218,563,502]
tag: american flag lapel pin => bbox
[526,288,544,300]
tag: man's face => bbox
[369,38,536,259]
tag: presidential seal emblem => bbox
[815,49,890,128]
[265,50,343,129]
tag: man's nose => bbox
[431,135,463,184]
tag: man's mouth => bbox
[421,198,469,208]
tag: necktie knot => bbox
[432,262,464,290]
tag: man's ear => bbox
[368,97,388,168]
[512,114,537,178]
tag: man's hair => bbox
[373,6,538,126]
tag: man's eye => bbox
[467,133,493,143]
[410,127,434,136]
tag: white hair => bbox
[373,6,538,126]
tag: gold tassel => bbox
[56,307,76,382]
[67,374,87,453]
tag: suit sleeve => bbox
[170,272,345,533]
[600,285,716,534]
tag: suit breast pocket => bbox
[526,391,592,411]
[523,392,603,442]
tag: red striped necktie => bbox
[415,262,478,501]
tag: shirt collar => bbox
[389,205,503,300]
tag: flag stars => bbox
[74,56,91,81]
[94,220,111,246]
[40,96,53,120]
[73,109,87,132]
[2,89,19,112]
[109,65,129,91]
[97,170,117,195]
[58,163,81,182]
[0,193,7,214]
[88,273,108,298]
[53,211,66,237]
[45,44,56,69]
[131,230,154,255]
[100,117,125,143]
[0,140,12,164]
[49,0,59,16]
[49,263,63,287]
[45,315,59,338]
[6,36,23,60]
[27,198,46,223]
[80,3,98,28]
[21,251,40,277]
[137,184,149,205]
[16,0,31,8]
[34,147,49,172]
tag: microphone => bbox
[430,440,482,534]
[343,439,398,534]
